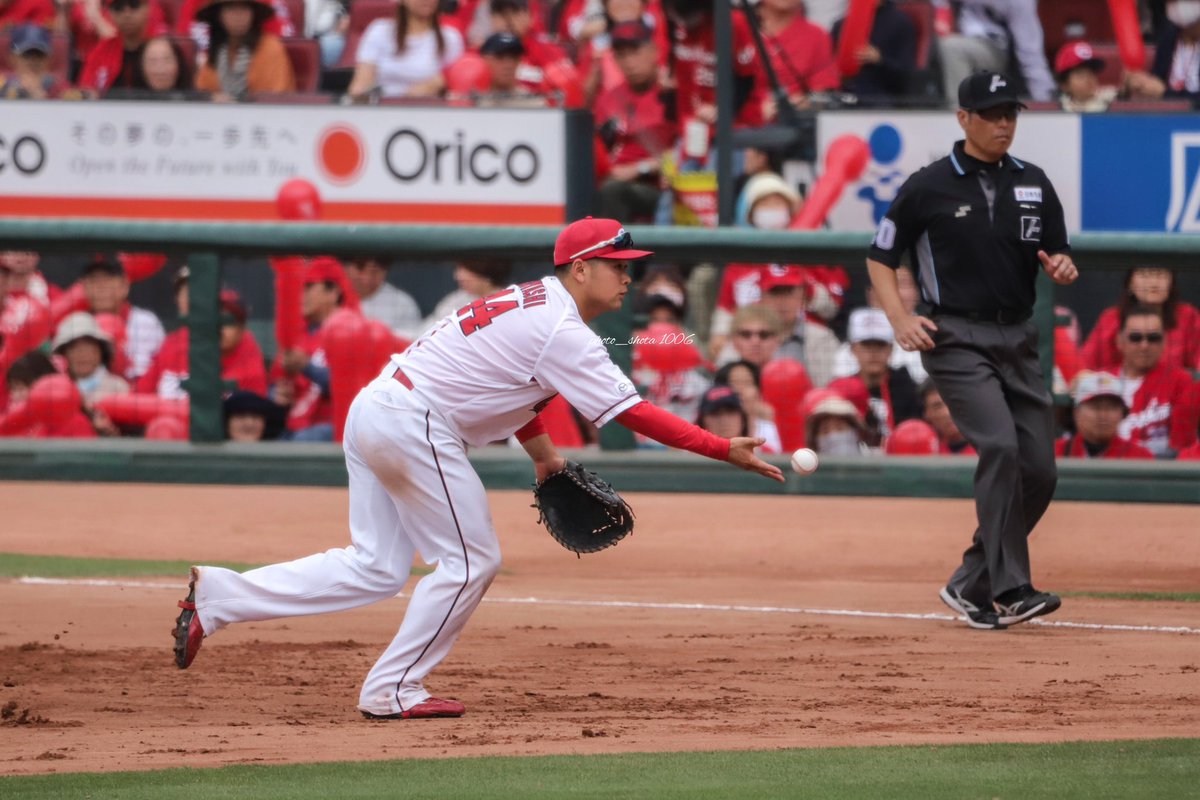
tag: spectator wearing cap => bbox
[1054,41,1116,113]
[1104,305,1197,458]
[194,0,294,100]
[827,307,921,447]
[0,24,77,99]
[52,311,131,412]
[805,394,869,457]
[935,0,1056,104]
[346,0,464,100]
[476,31,543,104]
[77,0,167,94]
[224,389,287,441]
[570,0,669,103]
[344,256,423,340]
[696,385,749,439]
[1126,0,1200,105]
[754,265,840,388]
[754,0,838,120]
[487,0,581,105]
[713,359,782,453]
[919,379,975,455]
[136,267,268,399]
[79,255,165,381]
[269,257,349,441]
[592,18,675,223]
[421,258,513,331]
[724,304,783,370]
[830,0,916,107]
[0,0,54,28]
[172,0,297,60]
[831,266,926,385]
[1056,371,1153,460]
[1081,267,1200,374]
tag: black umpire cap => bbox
[957,71,1028,111]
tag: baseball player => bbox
[173,218,784,719]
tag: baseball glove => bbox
[532,460,634,556]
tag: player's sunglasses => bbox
[108,0,143,11]
[973,105,1020,122]
[735,329,775,340]
[1126,332,1164,344]
[568,229,634,261]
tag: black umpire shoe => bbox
[939,586,1007,630]
[994,585,1062,626]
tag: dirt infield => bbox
[1,482,1197,776]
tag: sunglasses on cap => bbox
[568,229,635,261]
[109,0,144,11]
[735,328,774,340]
[973,105,1020,122]
[1126,331,1164,344]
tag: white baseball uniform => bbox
[191,276,642,715]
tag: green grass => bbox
[1,739,1197,799]
[1061,590,1200,603]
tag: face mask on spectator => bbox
[1168,0,1200,27]
[817,429,860,456]
[751,207,791,230]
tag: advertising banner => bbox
[1082,114,1200,232]
[0,102,568,223]
[817,111,1082,232]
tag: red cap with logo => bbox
[1054,41,1104,77]
[553,217,654,266]
[759,264,805,292]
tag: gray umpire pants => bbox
[921,315,1058,604]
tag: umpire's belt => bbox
[929,306,1032,325]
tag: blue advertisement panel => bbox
[1082,114,1200,232]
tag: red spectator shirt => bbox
[135,328,269,399]
[0,0,54,27]
[0,293,51,377]
[1108,363,1198,456]
[512,34,582,106]
[68,0,167,63]
[270,324,332,432]
[78,27,170,93]
[758,14,839,99]
[1080,303,1200,373]
[593,78,676,167]
[671,14,762,127]
[1054,435,1154,460]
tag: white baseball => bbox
[790,447,819,475]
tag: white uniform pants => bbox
[194,369,502,715]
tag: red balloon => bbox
[276,178,323,221]
[1107,0,1146,71]
[791,135,870,230]
[634,323,703,373]
[886,419,940,456]
[761,359,812,413]
[118,252,168,283]
[322,309,371,443]
[27,375,81,429]
[835,0,880,78]
[445,52,491,95]
[145,414,189,441]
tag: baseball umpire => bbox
[865,71,1079,630]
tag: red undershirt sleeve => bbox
[515,414,547,443]
[616,401,731,461]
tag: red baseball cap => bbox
[304,256,345,285]
[759,264,805,292]
[553,217,653,266]
[1054,41,1104,78]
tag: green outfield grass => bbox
[1061,590,1200,603]
[2,739,1197,799]
[0,553,435,580]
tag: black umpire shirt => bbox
[867,140,1070,317]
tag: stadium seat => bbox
[336,0,397,69]
[1108,98,1194,112]
[0,30,71,84]
[280,0,306,37]
[282,36,321,92]
[1039,0,1115,63]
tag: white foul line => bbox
[14,577,1200,636]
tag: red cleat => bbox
[361,697,466,720]
[172,571,204,669]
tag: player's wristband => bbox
[616,401,731,461]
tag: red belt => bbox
[392,368,414,390]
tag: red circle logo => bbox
[316,125,365,185]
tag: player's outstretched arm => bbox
[516,418,566,481]
[728,437,785,482]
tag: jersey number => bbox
[457,295,519,336]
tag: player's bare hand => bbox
[534,456,567,483]
[281,348,309,373]
[1038,250,1078,285]
[891,314,938,352]
[728,437,785,483]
